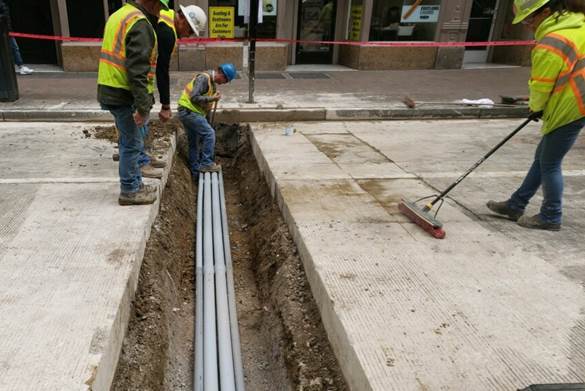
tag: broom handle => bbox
[428,117,534,208]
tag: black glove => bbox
[528,111,543,122]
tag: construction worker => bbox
[487,0,585,230]
[136,5,207,174]
[97,0,169,206]
[177,63,237,177]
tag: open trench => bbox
[108,121,348,391]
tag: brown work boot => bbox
[486,200,523,221]
[118,185,157,206]
[199,162,221,173]
[517,214,561,231]
[141,164,163,178]
[149,156,167,168]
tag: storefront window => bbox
[369,0,440,41]
[208,0,277,38]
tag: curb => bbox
[0,106,529,122]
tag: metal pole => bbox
[219,174,246,391]
[203,173,219,391]
[194,175,204,391]
[247,0,258,103]
[211,173,236,391]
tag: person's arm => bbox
[189,74,218,106]
[156,23,175,110]
[125,19,156,118]
[528,41,567,113]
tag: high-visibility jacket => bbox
[159,9,178,52]
[530,12,585,134]
[97,3,157,94]
[178,73,216,115]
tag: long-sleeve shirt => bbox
[189,72,216,108]
[156,21,176,106]
[97,1,157,116]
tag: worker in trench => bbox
[487,0,585,230]
[135,4,208,178]
[177,63,237,179]
[97,0,169,205]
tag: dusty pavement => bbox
[0,122,174,390]
[0,68,530,115]
[250,119,585,390]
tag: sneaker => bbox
[141,164,163,178]
[17,65,34,75]
[517,214,561,231]
[118,186,157,206]
[149,156,167,168]
[199,162,221,173]
[486,200,523,221]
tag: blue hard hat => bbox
[219,63,237,82]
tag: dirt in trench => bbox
[109,122,348,391]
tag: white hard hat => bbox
[179,5,207,37]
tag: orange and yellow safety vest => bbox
[159,9,178,52]
[178,73,216,116]
[97,3,158,94]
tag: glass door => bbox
[296,0,337,64]
[464,0,498,64]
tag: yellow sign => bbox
[209,7,235,38]
[350,5,362,41]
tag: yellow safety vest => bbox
[178,73,216,116]
[159,9,178,53]
[529,12,585,134]
[97,3,158,94]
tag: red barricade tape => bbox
[9,32,535,47]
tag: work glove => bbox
[528,111,543,122]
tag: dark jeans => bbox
[508,117,585,224]
[178,108,215,175]
[101,104,144,193]
[9,37,23,66]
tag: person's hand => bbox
[159,107,172,123]
[133,111,147,127]
[212,92,222,102]
[528,111,543,122]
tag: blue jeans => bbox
[508,117,585,224]
[9,38,23,67]
[178,108,215,175]
[101,104,144,193]
[137,122,151,167]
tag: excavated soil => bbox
[109,122,348,390]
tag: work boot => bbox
[199,162,221,173]
[486,200,523,221]
[517,214,561,231]
[149,156,167,168]
[118,185,157,206]
[141,164,163,179]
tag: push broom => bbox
[399,116,537,239]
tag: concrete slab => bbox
[0,123,175,390]
[250,120,585,391]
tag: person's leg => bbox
[507,138,544,212]
[137,122,151,167]
[178,110,202,176]
[538,118,584,224]
[105,105,143,194]
[194,115,216,168]
[9,37,23,67]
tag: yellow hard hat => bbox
[512,0,550,24]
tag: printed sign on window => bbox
[401,5,440,23]
[350,5,362,41]
[209,6,235,38]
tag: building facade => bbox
[9,0,532,71]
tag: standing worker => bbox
[177,64,237,178]
[487,0,585,230]
[98,0,169,206]
[135,4,207,174]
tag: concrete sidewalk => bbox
[250,119,585,390]
[0,122,174,390]
[0,68,531,121]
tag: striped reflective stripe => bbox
[570,74,585,115]
[554,58,585,92]
[538,35,578,67]
[160,14,173,26]
[112,11,144,56]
